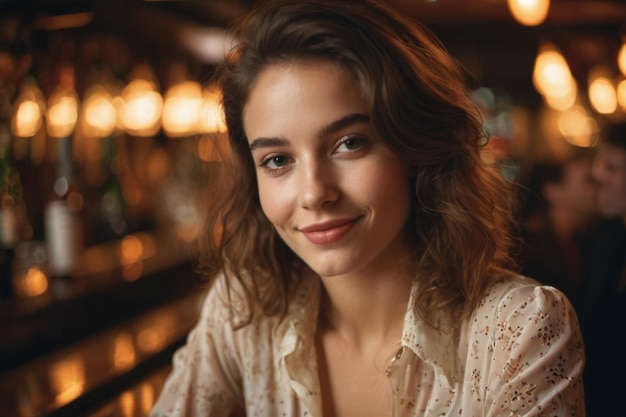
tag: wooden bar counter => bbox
[0,231,209,417]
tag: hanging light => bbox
[162,80,203,137]
[80,84,117,138]
[588,66,617,115]
[589,78,617,114]
[533,42,577,110]
[46,86,79,138]
[507,0,550,26]
[11,80,46,138]
[119,79,162,137]
[119,63,162,137]
[558,105,598,148]
[543,78,577,111]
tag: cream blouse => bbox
[150,272,585,417]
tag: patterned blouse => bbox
[150,271,585,417]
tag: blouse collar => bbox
[401,282,460,388]
[279,269,460,410]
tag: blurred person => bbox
[150,1,585,416]
[519,152,599,312]
[581,121,626,417]
[592,122,626,221]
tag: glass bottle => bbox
[43,136,83,278]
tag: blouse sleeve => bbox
[486,284,585,417]
[150,277,243,417]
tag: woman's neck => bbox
[318,263,412,349]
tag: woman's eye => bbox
[262,155,290,170]
[336,136,365,153]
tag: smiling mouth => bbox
[298,217,361,245]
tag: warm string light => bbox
[533,41,625,119]
[46,87,79,138]
[533,42,577,111]
[46,65,80,139]
[15,40,620,144]
[532,41,623,148]
[507,0,550,26]
[119,78,163,137]
[79,85,117,138]
[588,78,617,114]
[558,105,598,148]
[11,81,46,138]
[162,80,203,137]
[11,64,226,142]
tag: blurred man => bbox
[582,121,626,417]
[520,152,598,312]
[593,123,626,221]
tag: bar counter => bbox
[0,231,209,417]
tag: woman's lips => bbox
[298,217,361,245]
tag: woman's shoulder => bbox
[468,273,583,361]
[476,273,574,319]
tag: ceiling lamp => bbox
[588,66,617,115]
[543,78,577,111]
[46,87,79,139]
[588,77,617,115]
[558,105,598,148]
[119,63,162,137]
[507,0,550,26]
[80,85,117,139]
[533,42,576,110]
[162,81,203,138]
[46,65,79,139]
[119,79,162,137]
[11,80,46,138]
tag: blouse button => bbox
[385,348,404,376]
[391,347,403,364]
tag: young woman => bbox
[151,1,585,416]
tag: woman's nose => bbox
[299,160,340,210]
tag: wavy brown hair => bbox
[198,0,519,327]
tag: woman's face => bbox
[243,61,412,279]
[592,142,626,220]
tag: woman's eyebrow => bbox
[248,113,371,152]
[249,136,289,152]
[318,113,370,139]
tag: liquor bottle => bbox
[43,136,83,278]
[96,134,127,242]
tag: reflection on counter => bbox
[7,232,162,312]
[0,227,202,372]
[89,366,170,417]
[14,232,175,297]
[0,288,207,417]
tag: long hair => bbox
[198,0,519,327]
